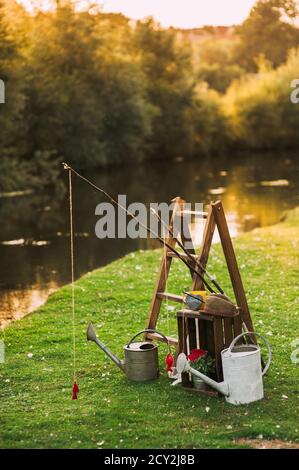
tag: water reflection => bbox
[1,151,299,327]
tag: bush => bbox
[224,49,299,149]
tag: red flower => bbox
[187,349,207,362]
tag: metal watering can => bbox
[176,332,272,405]
[87,323,169,382]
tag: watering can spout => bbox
[176,353,229,396]
[87,323,125,371]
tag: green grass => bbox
[1,209,299,449]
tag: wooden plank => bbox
[223,317,234,348]
[176,313,190,386]
[233,315,243,339]
[146,332,178,346]
[182,384,219,397]
[213,317,224,381]
[191,205,216,291]
[205,320,215,358]
[178,205,197,277]
[177,315,184,354]
[198,318,208,350]
[179,210,208,218]
[177,309,213,322]
[156,292,183,303]
[187,318,197,351]
[146,197,185,330]
[211,200,254,333]
[166,252,198,260]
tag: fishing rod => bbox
[62,163,262,360]
[150,207,225,295]
[62,163,216,294]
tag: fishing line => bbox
[161,225,176,374]
[162,226,170,338]
[68,169,79,400]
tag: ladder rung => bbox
[167,251,197,260]
[146,332,178,346]
[179,210,208,218]
[157,292,184,303]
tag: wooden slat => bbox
[187,318,197,351]
[211,200,254,333]
[177,315,185,354]
[213,317,224,381]
[223,317,234,348]
[178,206,197,276]
[233,316,243,339]
[179,210,208,218]
[176,313,190,385]
[146,332,178,346]
[199,318,208,350]
[177,309,213,322]
[166,252,198,260]
[191,205,216,291]
[156,292,183,303]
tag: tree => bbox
[224,48,299,149]
[0,0,28,191]
[24,3,152,168]
[132,18,196,159]
[234,0,299,71]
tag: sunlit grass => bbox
[0,209,299,448]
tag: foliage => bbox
[0,0,27,159]
[0,212,299,448]
[224,49,299,149]
[0,0,299,191]
[234,0,299,71]
[188,350,216,376]
[24,4,153,169]
[195,38,244,93]
[132,18,196,160]
[197,63,244,93]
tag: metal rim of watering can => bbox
[126,329,169,348]
[227,331,272,376]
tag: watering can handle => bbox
[127,329,169,348]
[228,331,272,376]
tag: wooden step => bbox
[156,292,184,303]
[166,251,198,260]
[179,210,208,218]
[146,332,178,346]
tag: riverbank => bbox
[0,209,299,448]
[2,151,299,329]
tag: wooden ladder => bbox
[145,198,254,348]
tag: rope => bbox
[68,170,78,398]
[162,226,170,339]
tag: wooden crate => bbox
[177,309,238,393]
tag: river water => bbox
[1,151,299,328]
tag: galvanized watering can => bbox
[176,332,272,405]
[87,323,169,382]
